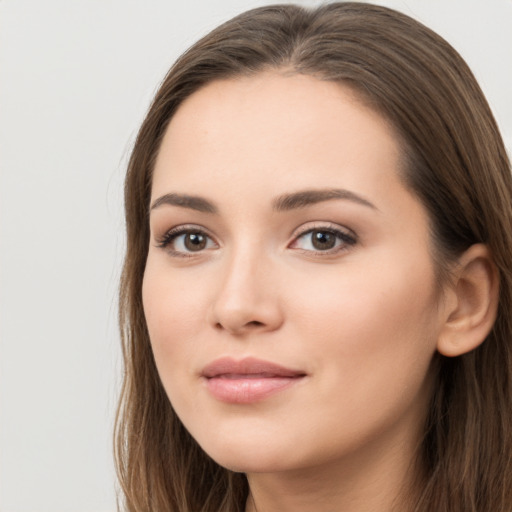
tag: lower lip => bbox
[204,375,304,403]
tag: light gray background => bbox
[1,1,511,511]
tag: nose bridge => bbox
[210,237,282,334]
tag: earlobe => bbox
[437,244,499,357]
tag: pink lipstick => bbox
[201,357,306,403]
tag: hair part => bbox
[116,3,512,511]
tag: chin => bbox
[196,434,301,474]
[209,450,293,474]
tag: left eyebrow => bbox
[272,188,378,211]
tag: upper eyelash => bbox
[293,224,357,246]
[155,223,357,254]
[155,225,214,249]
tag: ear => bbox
[437,244,499,357]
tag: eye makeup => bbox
[155,224,218,258]
[154,220,357,259]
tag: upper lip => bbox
[201,357,306,378]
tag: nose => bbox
[208,249,284,336]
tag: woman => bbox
[115,3,512,511]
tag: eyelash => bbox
[156,225,217,257]
[291,224,357,256]
[155,223,357,258]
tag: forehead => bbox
[152,72,402,203]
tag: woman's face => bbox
[143,73,445,475]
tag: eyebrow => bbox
[150,193,218,213]
[150,188,377,214]
[272,188,378,211]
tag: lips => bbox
[201,357,306,403]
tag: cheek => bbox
[142,262,212,421]
[142,260,204,369]
[287,253,440,396]
[282,265,438,455]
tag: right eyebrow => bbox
[150,193,218,214]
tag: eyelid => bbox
[155,224,219,255]
[154,221,357,257]
[291,221,356,240]
[289,222,357,255]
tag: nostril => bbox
[214,319,266,332]
[247,321,264,327]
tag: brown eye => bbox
[157,227,217,255]
[184,232,207,251]
[291,226,357,254]
[311,230,337,250]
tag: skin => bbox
[143,72,453,511]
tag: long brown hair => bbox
[115,3,512,511]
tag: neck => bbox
[245,423,423,512]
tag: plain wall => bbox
[1,1,510,511]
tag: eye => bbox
[290,226,356,254]
[157,226,217,256]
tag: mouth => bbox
[201,357,307,404]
